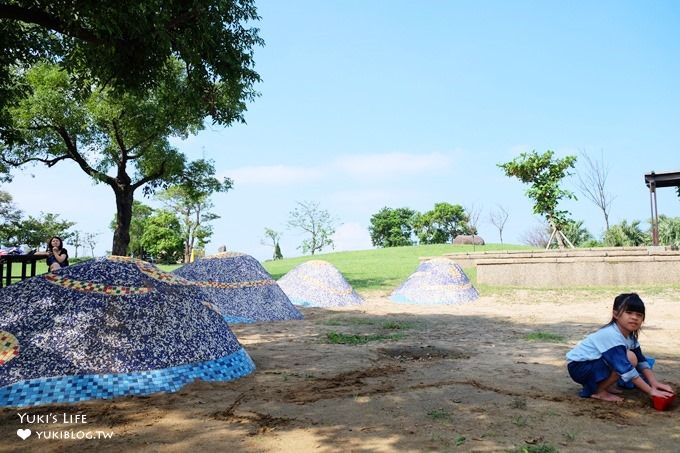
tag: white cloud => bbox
[225,165,323,185]
[331,152,453,179]
[330,189,422,209]
[223,151,455,188]
[332,222,373,252]
[507,144,531,157]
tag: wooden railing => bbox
[0,254,44,288]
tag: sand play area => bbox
[1,287,679,452]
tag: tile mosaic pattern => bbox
[0,257,255,407]
[390,258,479,304]
[0,331,19,365]
[173,252,303,323]
[277,260,363,308]
[0,348,255,407]
[44,273,153,295]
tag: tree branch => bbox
[0,4,99,43]
[1,154,70,167]
[55,125,113,184]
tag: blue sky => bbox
[5,0,680,261]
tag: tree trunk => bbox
[112,186,134,256]
[548,218,566,249]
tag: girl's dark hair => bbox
[47,236,63,250]
[609,292,645,341]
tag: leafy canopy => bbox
[157,159,232,263]
[0,0,263,127]
[498,150,577,228]
[369,207,418,247]
[0,60,232,254]
[416,202,471,244]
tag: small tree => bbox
[288,201,337,255]
[139,210,184,263]
[157,160,232,263]
[575,149,615,231]
[561,219,594,247]
[262,228,283,260]
[489,205,509,247]
[519,220,552,248]
[83,232,99,258]
[603,220,650,247]
[16,213,75,250]
[498,150,577,248]
[0,190,22,245]
[70,231,83,258]
[658,215,680,247]
[464,203,482,235]
[415,202,471,244]
[368,207,419,247]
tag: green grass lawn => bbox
[2,257,92,283]
[261,243,533,292]
[3,244,526,291]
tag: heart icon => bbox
[17,428,31,440]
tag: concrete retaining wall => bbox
[431,247,680,287]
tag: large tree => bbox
[110,200,154,258]
[0,1,262,135]
[498,150,577,248]
[1,2,262,253]
[157,159,232,263]
[1,61,229,255]
[368,207,418,247]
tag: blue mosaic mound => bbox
[172,252,303,323]
[277,260,363,308]
[391,258,479,304]
[0,256,255,407]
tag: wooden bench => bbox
[0,254,44,288]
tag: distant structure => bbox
[644,170,680,246]
[277,260,363,307]
[391,258,479,304]
[453,235,485,245]
[217,245,227,253]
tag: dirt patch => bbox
[1,290,679,452]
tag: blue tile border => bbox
[0,348,255,408]
[223,315,257,324]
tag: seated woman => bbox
[45,236,69,272]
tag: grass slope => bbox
[261,243,533,292]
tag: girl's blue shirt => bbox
[566,323,651,382]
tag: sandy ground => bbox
[1,289,679,453]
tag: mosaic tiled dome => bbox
[0,256,255,407]
[277,260,363,308]
[172,252,303,323]
[390,258,479,304]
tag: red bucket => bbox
[651,393,676,411]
